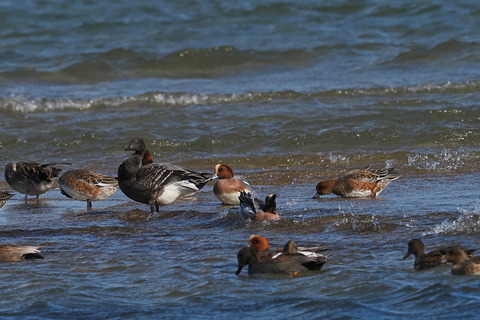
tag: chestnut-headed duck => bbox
[248,235,273,262]
[0,191,15,208]
[239,191,279,221]
[248,235,328,263]
[59,169,119,210]
[236,240,328,276]
[118,138,216,219]
[402,238,476,270]
[5,161,65,201]
[313,167,400,198]
[0,244,44,261]
[445,248,480,275]
[213,164,252,205]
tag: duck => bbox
[0,191,15,208]
[402,238,444,270]
[0,244,44,261]
[213,164,252,205]
[402,238,476,270]
[280,240,329,257]
[238,191,279,221]
[5,161,64,201]
[248,235,273,262]
[236,240,328,276]
[248,235,328,263]
[313,167,400,198]
[117,137,216,219]
[445,248,480,275]
[59,169,119,210]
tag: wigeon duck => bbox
[248,235,328,263]
[0,244,44,261]
[280,240,329,257]
[213,164,252,205]
[239,191,279,221]
[313,167,400,198]
[445,248,480,275]
[59,169,119,210]
[0,191,15,208]
[248,235,273,262]
[236,240,328,276]
[5,161,64,201]
[118,138,216,219]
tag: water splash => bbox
[407,148,468,171]
[426,199,480,235]
[333,204,381,233]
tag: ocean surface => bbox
[1,0,480,319]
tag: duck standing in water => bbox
[117,138,216,219]
[5,161,64,201]
[59,169,119,210]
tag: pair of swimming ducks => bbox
[2,138,400,220]
[403,238,480,276]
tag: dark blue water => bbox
[0,1,479,319]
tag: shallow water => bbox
[1,1,480,319]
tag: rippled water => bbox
[1,1,480,319]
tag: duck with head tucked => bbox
[313,167,400,198]
[59,169,119,210]
[213,164,252,205]
[118,138,216,219]
[5,161,65,201]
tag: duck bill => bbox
[402,252,411,260]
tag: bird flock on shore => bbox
[0,137,478,276]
